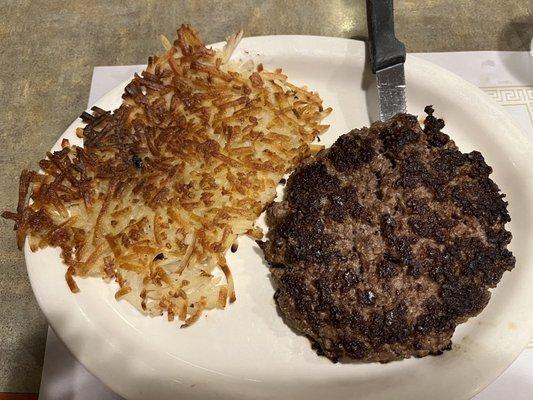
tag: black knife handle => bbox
[366,0,406,73]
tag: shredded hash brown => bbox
[3,25,331,326]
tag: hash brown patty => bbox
[259,107,515,362]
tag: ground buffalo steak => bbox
[259,107,515,362]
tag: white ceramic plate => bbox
[26,36,533,400]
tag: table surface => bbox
[0,0,532,393]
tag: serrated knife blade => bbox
[376,63,406,121]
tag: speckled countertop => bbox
[0,0,531,393]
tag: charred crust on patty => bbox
[261,108,514,362]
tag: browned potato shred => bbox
[2,25,331,325]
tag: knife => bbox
[366,0,406,121]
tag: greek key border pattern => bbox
[482,86,533,126]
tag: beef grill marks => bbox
[260,107,514,362]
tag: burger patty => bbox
[259,107,515,362]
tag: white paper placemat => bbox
[39,50,533,400]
